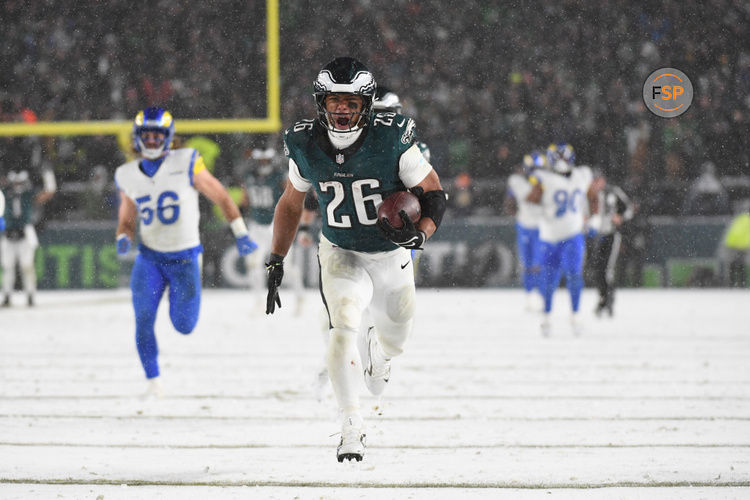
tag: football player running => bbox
[527,143,599,336]
[115,107,258,397]
[505,151,546,311]
[305,84,434,398]
[265,57,446,462]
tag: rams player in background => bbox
[505,151,546,310]
[115,107,258,397]
[527,143,599,336]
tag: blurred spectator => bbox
[0,1,748,218]
[450,172,474,216]
[82,165,117,219]
[647,152,689,215]
[682,161,731,215]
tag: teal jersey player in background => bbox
[1,168,56,307]
[240,147,305,314]
[242,147,287,226]
[265,57,447,462]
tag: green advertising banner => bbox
[34,224,123,289]
[7,217,736,290]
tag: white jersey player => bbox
[527,143,598,335]
[505,151,545,308]
[115,107,258,397]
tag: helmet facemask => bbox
[317,93,370,134]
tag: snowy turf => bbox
[0,287,748,499]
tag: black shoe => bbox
[594,303,605,317]
[1,295,9,307]
[28,294,35,307]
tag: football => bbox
[377,191,421,228]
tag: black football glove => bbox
[377,210,426,250]
[265,254,284,314]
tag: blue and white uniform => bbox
[532,165,593,315]
[507,173,543,293]
[115,148,206,379]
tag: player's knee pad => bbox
[385,285,416,324]
[330,296,363,331]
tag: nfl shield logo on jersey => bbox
[336,153,345,164]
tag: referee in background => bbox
[589,173,634,317]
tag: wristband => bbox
[269,253,284,263]
[230,217,249,237]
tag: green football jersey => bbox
[244,169,286,225]
[3,187,34,231]
[284,113,417,252]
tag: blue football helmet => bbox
[133,107,175,160]
[522,150,547,175]
[546,143,575,174]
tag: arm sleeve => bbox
[398,143,433,188]
[287,158,312,192]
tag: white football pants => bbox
[1,227,38,296]
[318,235,416,414]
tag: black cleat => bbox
[337,452,364,463]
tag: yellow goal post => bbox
[0,0,281,152]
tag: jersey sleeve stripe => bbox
[189,150,207,185]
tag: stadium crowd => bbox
[1,0,748,219]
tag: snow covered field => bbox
[1,287,749,499]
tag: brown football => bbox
[377,191,421,228]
